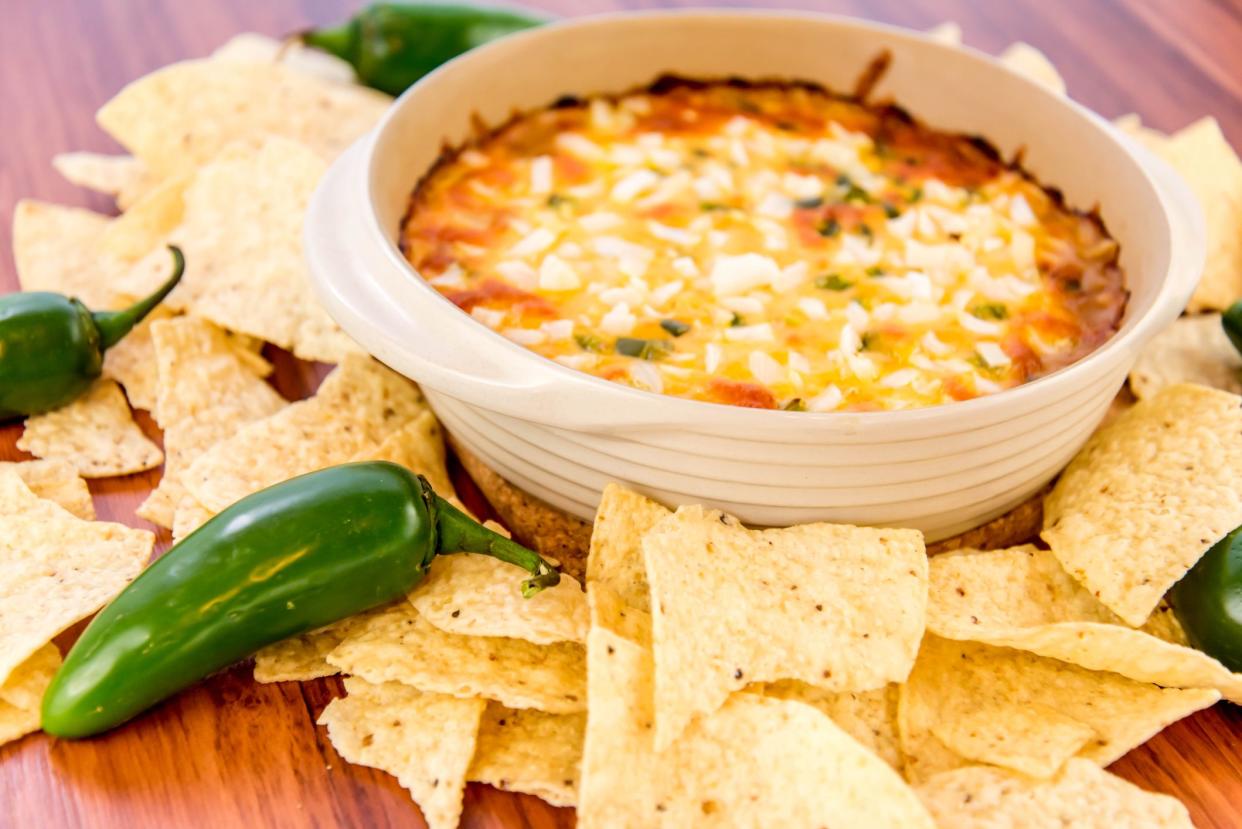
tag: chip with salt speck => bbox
[916,758,1193,829]
[898,635,1219,783]
[318,677,484,829]
[927,545,1242,701]
[0,469,152,687]
[183,355,423,513]
[1042,383,1242,626]
[643,504,926,749]
[326,602,586,714]
[17,379,163,478]
[0,460,94,520]
[468,702,585,807]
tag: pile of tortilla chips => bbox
[3,21,1240,829]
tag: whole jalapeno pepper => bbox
[0,246,184,421]
[1171,525,1242,672]
[41,461,560,738]
[300,2,548,97]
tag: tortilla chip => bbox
[643,505,926,749]
[171,495,214,544]
[319,677,484,829]
[1042,383,1242,626]
[587,582,653,648]
[183,355,422,513]
[99,174,191,261]
[108,137,361,362]
[926,22,962,46]
[98,304,177,413]
[577,624,658,827]
[578,624,933,828]
[18,379,163,477]
[0,460,93,520]
[931,700,1095,779]
[1158,118,1242,313]
[211,32,358,85]
[999,42,1066,95]
[326,603,586,714]
[409,553,588,645]
[468,702,585,807]
[927,545,1242,701]
[351,410,452,496]
[0,468,153,686]
[96,58,390,181]
[1130,314,1242,399]
[1114,113,1170,156]
[52,152,155,208]
[916,758,1194,828]
[585,484,670,612]
[898,636,1220,782]
[761,680,902,770]
[253,609,380,683]
[138,317,284,527]
[12,200,116,308]
[0,644,61,747]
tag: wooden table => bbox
[2,1,1240,826]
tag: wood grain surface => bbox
[2,1,1241,827]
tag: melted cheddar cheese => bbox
[401,81,1126,411]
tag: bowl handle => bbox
[306,142,652,424]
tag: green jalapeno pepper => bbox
[1222,300,1242,357]
[0,246,184,422]
[300,2,548,97]
[41,461,559,738]
[1171,525,1242,673]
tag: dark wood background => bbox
[2,1,1240,826]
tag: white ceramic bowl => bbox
[305,10,1204,540]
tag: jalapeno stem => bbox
[299,21,354,63]
[431,491,561,596]
[93,245,184,350]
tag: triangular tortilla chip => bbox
[211,32,358,85]
[326,602,585,714]
[468,702,585,807]
[928,545,1242,701]
[52,152,155,208]
[0,644,61,748]
[916,758,1193,828]
[578,622,933,828]
[12,200,116,308]
[96,58,389,180]
[999,42,1066,95]
[350,410,453,496]
[101,305,177,412]
[409,553,588,645]
[1042,384,1242,626]
[1157,118,1242,312]
[0,469,152,686]
[183,355,423,513]
[137,317,284,527]
[0,460,93,520]
[761,680,902,770]
[585,483,669,612]
[1130,313,1242,399]
[110,137,361,362]
[643,505,926,748]
[318,677,484,829]
[252,606,381,684]
[18,379,163,477]
[898,636,1219,782]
